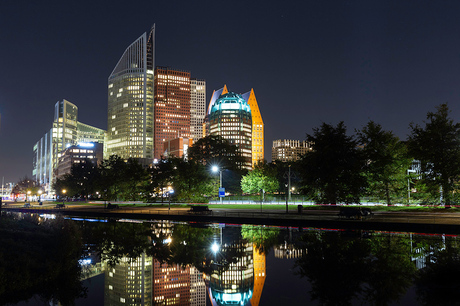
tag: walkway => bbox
[4,202,460,234]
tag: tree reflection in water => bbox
[0,213,86,306]
[5,212,460,305]
[414,235,460,305]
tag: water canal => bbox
[1,211,459,305]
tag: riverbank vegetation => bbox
[45,104,460,207]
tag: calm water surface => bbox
[1,212,460,305]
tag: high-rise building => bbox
[107,25,155,160]
[33,99,105,193]
[52,99,79,164]
[242,89,264,166]
[153,261,191,305]
[190,79,206,141]
[153,66,191,159]
[204,85,228,137]
[250,246,266,306]
[271,139,311,162]
[190,266,206,306]
[208,92,253,169]
[205,85,264,169]
[104,254,153,305]
[208,227,254,305]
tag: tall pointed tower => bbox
[107,25,155,160]
[242,89,264,166]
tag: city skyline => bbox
[2,1,460,182]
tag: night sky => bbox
[2,0,460,183]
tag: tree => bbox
[299,122,367,204]
[147,158,175,202]
[170,158,215,203]
[53,159,100,200]
[188,135,245,171]
[241,225,280,254]
[12,177,39,200]
[149,158,215,203]
[407,104,460,205]
[98,155,148,201]
[241,161,278,194]
[357,121,412,205]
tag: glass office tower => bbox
[107,25,155,159]
[209,92,252,169]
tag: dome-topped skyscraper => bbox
[209,92,253,169]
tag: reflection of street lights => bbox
[212,242,220,254]
[212,166,223,203]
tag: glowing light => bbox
[78,142,95,148]
[212,243,219,253]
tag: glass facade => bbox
[53,99,78,169]
[206,85,264,168]
[107,26,155,159]
[33,100,106,194]
[209,92,252,169]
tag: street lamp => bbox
[38,190,42,205]
[212,166,223,203]
[168,187,174,210]
[62,189,66,205]
[27,190,31,203]
[407,170,416,205]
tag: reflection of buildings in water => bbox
[150,220,206,305]
[411,233,446,270]
[153,261,191,305]
[274,242,304,259]
[250,246,266,306]
[207,227,254,306]
[190,266,207,306]
[151,220,174,240]
[104,253,153,305]
[104,255,206,305]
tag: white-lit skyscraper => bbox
[190,79,206,141]
[107,25,155,160]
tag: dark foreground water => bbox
[1,212,460,306]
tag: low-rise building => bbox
[54,142,103,179]
[271,139,311,162]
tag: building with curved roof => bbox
[107,25,155,160]
[205,85,264,168]
[209,92,252,169]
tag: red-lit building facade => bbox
[153,67,191,160]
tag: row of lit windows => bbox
[71,149,93,153]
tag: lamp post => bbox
[27,190,31,203]
[407,169,416,205]
[168,187,174,210]
[62,189,66,205]
[38,190,42,205]
[212,166,223,203]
